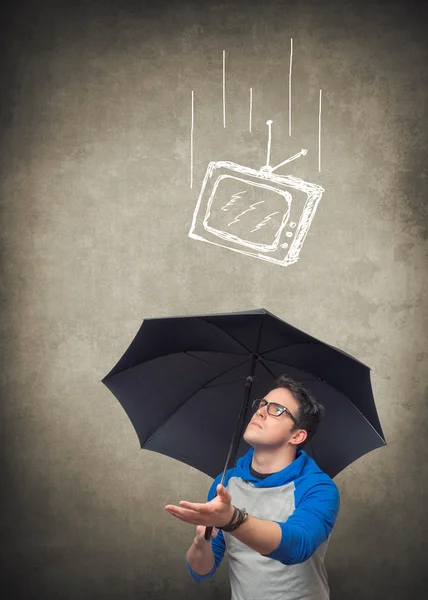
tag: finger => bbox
[166,505,190,517]
[166,509,193,524]
[179,501,211,512]
[166,503,201,513]
[165,507,191,521]
[165,504,185,512]
[166,506,206,523]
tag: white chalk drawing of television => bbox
[189,143,324,266]
[189,44,324,267]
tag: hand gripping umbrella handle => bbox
[204,489,218,540]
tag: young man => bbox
[165,375,340,600]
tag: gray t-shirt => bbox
[186,448,340,600]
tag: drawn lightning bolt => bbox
[228,201,265,227]
[250,212,280,233]
[221,190,247,211]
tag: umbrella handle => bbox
[204,489,218,540]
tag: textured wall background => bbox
[1,0,427,598]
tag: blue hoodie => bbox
[186,448,340,600]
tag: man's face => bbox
[243,387,305,450]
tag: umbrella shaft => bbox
[220,368,256,485]
[205,358,257,541]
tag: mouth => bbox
[250,422,262,429]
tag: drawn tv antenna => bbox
[260,120,307,176]
[189,120,324,267]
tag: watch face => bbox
[189,161,324,266]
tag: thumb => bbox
[216,484,231,501]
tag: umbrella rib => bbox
[185,351,224,366]
[258,358,278,381]
[260,357,328,389]
[259,341,322,356]
[260,340,368,368]
[255,312,265,354]
[202,379,249,389]
[143,357,251,446]
[107,350,249,382]
[200,317,253,354]
[261,357,385,443]
[257,359,326,389]
[259,358,336,387]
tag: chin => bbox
[243,431,256,446]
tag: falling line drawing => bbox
[189,159,323,259]
[191,90,194,189]
[289,38,293,137]
[188,120,325,266]
[319,89,322,173]
[223,50,226,128]
[271,149,308,173]
[266,120,273,168]
[259,120,307,175]
[249,87,253,133]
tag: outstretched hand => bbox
[165,484,234,529]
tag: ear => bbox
[290,428,307,446]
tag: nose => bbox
[255,405,267,418]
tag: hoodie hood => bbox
[228,447,325,488]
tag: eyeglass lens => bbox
[253,399,285,417]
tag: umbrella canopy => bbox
[102,309,386,479]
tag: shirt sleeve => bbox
[263,478,340,565]
[185,475,227,582]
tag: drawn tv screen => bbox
[204,175,291,252]
[189,161,324,266]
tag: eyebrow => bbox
[263,398,286,409]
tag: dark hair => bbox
[272,375,325,449]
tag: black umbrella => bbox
[102,308,386,483]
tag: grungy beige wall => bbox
[1,0,427,598]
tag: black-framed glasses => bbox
[252,398,298,426]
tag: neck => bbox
[251,445,298,474]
